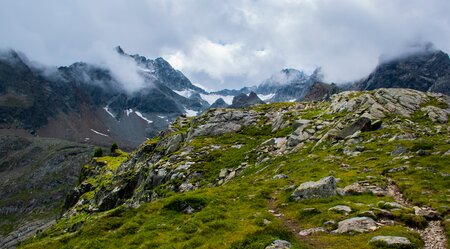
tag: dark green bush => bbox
[93,148,103,157]
[110,143,119,154]
[164,196,207,213]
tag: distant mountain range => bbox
[0,46,449,148]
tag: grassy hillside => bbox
[20,89,450,248]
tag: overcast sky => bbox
[0,0,449,90]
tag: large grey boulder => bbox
[291,176,337,201]
[369,236,412,248]
[286,132,310,147]
[265,239,291,249]
[336,117,376,139]
[332,217,378,234]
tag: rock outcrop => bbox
[291,176,337,201]
[332,217,378,234]
[330,88,450,121]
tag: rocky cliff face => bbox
[22,88,450,249]
[353,49,450,95]
[303,82,340,101]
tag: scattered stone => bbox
[358,211,377,220]
[413,206,441,220]
[286,132,310,147]
[183,205,195,214]
[179,182,194,192]
[261,138,276,147]
[443,149,450,156]
[293,119,311,130]
[332,217,378,234]
[328,205,352,214]
[298,227,326,236]
[224,171,236,183]
[379,201,405,210]
[219,168,230,179]
[338,182,370,196]
[391,145,408,156]
[265,239,291,249]
[369,236,412,248]
[416,149,430,156]
[273,174,289,179]
[388,166,408,173]
[263,219,272,225]
[336,117,373,139]
[291,176,337,201]
[355,145,365,152]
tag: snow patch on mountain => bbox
[257,93,276,101]
[103,106,116,119]
[126,109,133,116]
[135,111,153,124]
[185,108,198,117]
[90,129,109,137]
[174,89,195,98]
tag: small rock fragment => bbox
[265,239,291,249]
[328,205,352,214]
[369,236,412,248]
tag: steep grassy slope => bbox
[0,135,94,248]
[20,88,450,249]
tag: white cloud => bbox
[0,0,449,90]
[163,38,272,85]
[89,43,148,94]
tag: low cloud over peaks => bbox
[0,0,449,90]
[93,45,149,94]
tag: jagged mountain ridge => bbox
[1,46,449,149]
[212,68,324,104]
[0,48,211,148]
[215,48,450,104]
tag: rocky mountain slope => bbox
[353,48,450,95]
[19,88,450,248]
[1,47,449,149]
[0,48,210,149]
[0,135,93,248]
